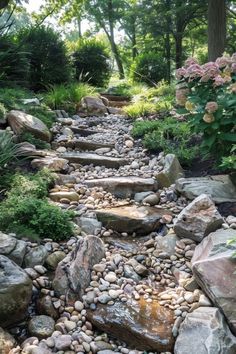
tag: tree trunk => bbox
[175,33,183,69]
[0,0,10,10]
[165,0,171,82]
[130,16,138,60]
[208,0,226,61]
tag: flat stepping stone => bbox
[176,175,236,204]
[61,152,128,168]
[95,205,172,235]
[87,299,174,352]
[70,127,105,136]
[64,139,115,151]
[84,177,158,198]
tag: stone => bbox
[65,139,114,151]
[134,191,154,203]
[104,272,117,283]
[31,157,68,172]
[174,307,236,354]
[7,110,51,142]
[192,228,236,334]
[155,233,179,256]
[84,177,158,199]
[53,236,105,301]
[28,316,55,339]
[49,191,80,202]
[95,205,172,235]
[37,295,59,319]
[45,251,66,270]
[78,96,108,116]
[174,194,223,242]
[24,245,48,268]
[143,193,160,206]
[61,152,128,169]
[78,217,102,235]
[0,327,16,354]
[0,255,32,327]
[0,232,27,266]
[175,175,236,204]
[155,154,184,188]
[54,335,72,350]
[87,299,174,352]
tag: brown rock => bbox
[0,327,16,354]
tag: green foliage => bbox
[177,55,236,163]
[44,82,96,111]
[0,36,29,86]
[17,26,71,91]
[25,106,56,128]
[19,132,51,150]
[124,101,156,119]
[0,86,31,111]
[220,145,236,171]
[130,52,167,86]
[0,131,23,169]
[132,117,198,165]
[0,170,74,241]
[73,38,112,87]
[0,103,6,120]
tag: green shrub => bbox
[17,26,71,91]
[44,82,96,111]
[0,36,29,86]
[0,103,6,120]
[130,52,167,86]
[132,120,162,138]
[124,102,156,119]
[0,86,32,111]
[0,170,74,241]
[0,131,24,169]
[176,55,236,163]
[19,132,51,150]
[25,106,56,128]
[73,38,112,87]
[220,145,236,171]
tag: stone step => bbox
[95,205,172,235]
[64,139,115,151]
[61,152,128,168]
[70,127,105,136]
[83,177,158,198]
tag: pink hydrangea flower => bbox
[213,75,225,87]
[186,64,204,79]
[216,56,232,68]
[231,53,236,63]
[176,88,189,106]
[184,57,199,68]
[231,63,236,73]
[202,62,220,78]
[205,101,218,113]
[203,113,215,123]
[176,68,187,80]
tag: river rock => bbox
[175,175,236,203]
[78,96,108,116]
[61,152,128,169]
[155,154,184,188]
[0,232,27,266]
[87,299,174,352]
[45,251,66,270]
[24,245,48,267]
[84,177,158,199]
[192,228,236,334]
[7,110,51,142]
[31,157,69,172]
[28,315,55,339]
[78,217,102,235]
[174,307,236,354]
[49,191,80,202]
[0,255,32,327]
[155,233,179,256]
[95,205,172,235]
[53,235,105,301]
[0,327,16,354]
[174,194,223,242]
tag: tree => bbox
[208,0,227,60]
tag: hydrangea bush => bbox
[176,55,236,162]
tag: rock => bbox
[7,110,51,142]
[192,228,236,334]
[176,175,236,204]
[54,334,72,350]
[45,251,66,270]
[49,191,80,202]
[174,194,223,242]
[84,177,158,199]
[0,327,16,354]
[61,152,128,169]
[78,217,102,235]
[24,245,48,268]
[104,272,117,283]
[155,154,184,188]
[65,139,114,151]
[134,191,154,203]
[0,232,27,266]
[95,205,172,235]
[28,315,55,339]
[21,98,41,105]
[53,236,105,301]
[143,193,160,206]
[31,157,68,172]
[174,307,236,354]
[87,299,174,352]
[78,96,108,116]
[0,255,32,327]
[37,295,59,319]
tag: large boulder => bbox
[7,110,51,142]
[95,205,172,235]
[192,228,236,335]
[174,307,236,354]
[175,175,236,203]
[0,327,16,354]
[0,255,32,327]
[53,236,105,301]
[0,232,27,266]
[174,194,223,242]
[87,299,174,352]
[24,245,48,268]
[155,154,184,188]
[77,96,108,116]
